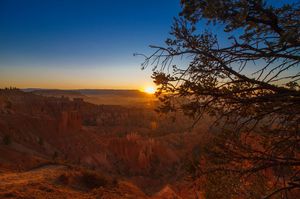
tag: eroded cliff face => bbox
[107,133,179,175]
[58,111,82,133]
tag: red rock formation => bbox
[58,111,82,133]
[107,135,179,175]
[153,185,182,199]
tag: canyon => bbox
[0,88,208,198]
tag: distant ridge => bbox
[21,88,45,92]
[77,89,145,96]
[26,89,84,97]
[22,88,149,97]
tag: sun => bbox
[144,86,156,94]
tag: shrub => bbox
[52,151,58,160]
[38,137,44,145]
[4,100,12,109]
[80,170,109,189]
[3,135,12,145]
[83,118,97,126]
[57,169,112,190]
[57,173,71,185]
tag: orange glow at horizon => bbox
[0,65,155,90]
[143,86,156,94]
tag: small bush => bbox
[4,100,12,109]
[52,151,58,160]
[3,135,12,145]
[80,170,109,189]
[38,137,44,145]
[57,173,71,185]
[83,118,97,126]
[57,169,112,190]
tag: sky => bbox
[0,0,295,90]
[0,0,180,89]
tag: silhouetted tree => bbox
[141,0,300,197]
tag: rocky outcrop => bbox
[108,135,179,175]
[153,185,182,199]
[58,111,82,133]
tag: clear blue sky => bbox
[0,0,293,89]
[0,0,180,89]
